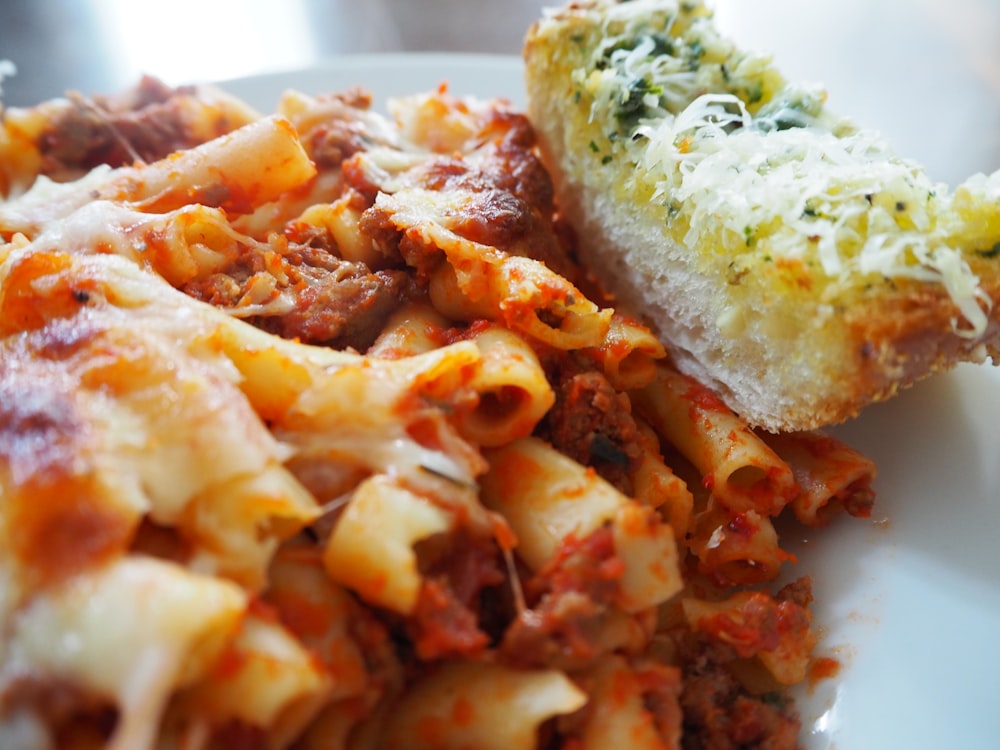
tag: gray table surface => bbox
[0,0,547,106]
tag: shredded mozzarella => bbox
[575,0,994,336]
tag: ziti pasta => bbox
[0,77,875,749]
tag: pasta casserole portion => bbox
[0,78,875,749]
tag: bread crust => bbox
[524,2,1000,431]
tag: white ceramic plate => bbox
[218,54,1000,750]
[218,53,528,115]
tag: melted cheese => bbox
[570,0,998,335]
[0,241,492,745]
[3,556,246,750]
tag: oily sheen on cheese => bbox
[0,71,886,748]
[524,0,1000,431]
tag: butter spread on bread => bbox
[524,0,1000,431]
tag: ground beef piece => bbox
[252,266,412,351]
[774,577,813,609]
[501,589,606,670]
[407,580,490,661]
[209,721,269,750]
[677,638,803,750]
[404,530,505,661]
[542,369,643,494]
[681,674,802,750]
[500,525,625,670]
[181,241,415,351]
[840,480,876,519]
[1,676,118,748]
[303,91,381,169]
[38,76,239,176]
[357,203,408,267]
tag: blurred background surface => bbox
[0,0,998,184]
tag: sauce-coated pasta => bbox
[0,78,877,750]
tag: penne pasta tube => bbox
[18,199,254,288]
[295,191,395,269]
[681,590,817,686]
[0,116,317,239]
[379,661,587,750]
[456,324,556,447]
[582,312,666,391]
[367,301,450,358]
[184,464,319,592]
[574,655,682,750]
[481,437,682,611]
[374,186,614,350]
[175,613,333,748]
[612,501,684,613]
[630,419,694,538]
[267,545,403,750]
[426,259,495,320]
[687,501,790,585]
[9,556,246,750]
[428,256,615,351]
[480,436,631,572]
[112,115,317,214]
[763,431,877,526]
[633,365,799,516]
[267,545,400,701]
[233,170,345,241]
[324,475,454,614]
[322,193,379,265]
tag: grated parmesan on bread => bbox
[524,0,1000,431]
